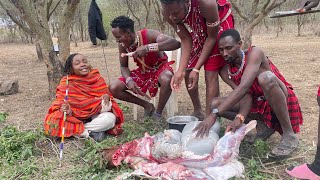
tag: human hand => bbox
[188,70,199,90]
[225,117,243,134]
[133,45,149,59]
[193,114,217,138]
[127,80,151,100]
[61,100,71,115]
[170,70,185,91]
[101,94,110,105]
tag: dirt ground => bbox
[0,32,319,179]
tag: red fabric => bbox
[119,29,174,97]
[44,69,124,137]
[318,85,320,97]
[228,47,303,134]
[182,0,234,71]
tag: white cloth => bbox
[78,112,116,138]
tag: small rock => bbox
[0,80,19,95]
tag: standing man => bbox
[109,16,181,119]
[195,29,303,158]
[160,0,234,119]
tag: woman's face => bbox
[71,54,90,76]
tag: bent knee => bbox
[109,80,125,94]
[159,71,173,86]
[258,71,278,90]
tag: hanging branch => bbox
[229,0,249,20]
[125,0,141,27]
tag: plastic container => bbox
[167,116,199,132]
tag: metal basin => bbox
[167,116,199,132]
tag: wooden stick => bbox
[270,9,320,18]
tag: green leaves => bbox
[0,126,49,179]
[0,112,8,123]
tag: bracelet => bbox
[236,114,245,123]
[125,77,133,85]
[192,68,200,73]
[206,20,220,28]
[147,43,159,52]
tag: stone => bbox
[0,80,19,95]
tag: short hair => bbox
[110,16,134,33]
[64,53,79,74]
[219,29,241,43]
[160,0,185,4]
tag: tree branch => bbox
[0,1,32,35]
[125,0,141,27]
[251,0,260,15]
[230,0,248,20]
[48,0,62,20]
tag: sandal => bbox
[286,163,320,180]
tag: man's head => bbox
[218,29,243,64]
[160,0,189,24]
[64,53,91,76]
[110,16,135,48]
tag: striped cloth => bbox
[228,47,303,134]
[44,69,124,137]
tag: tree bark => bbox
[35,40,44,62]
[57,0,80,64]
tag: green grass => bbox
[0,110,278,179]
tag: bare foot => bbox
[191,111,205,121]
[144,103,155,117]
[269,134,299,158]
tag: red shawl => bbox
[44,69,124,137]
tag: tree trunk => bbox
[35,40,44,62]
[58,0,80,64]
[242,26,254,50]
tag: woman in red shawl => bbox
[44,53,124,142]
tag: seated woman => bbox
[44,53,124,142]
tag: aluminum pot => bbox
[167,116,199,132]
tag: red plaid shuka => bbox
[44,69,124,137]
[119,29,174,97]
[318,85,320,97]
[228,47,303,134]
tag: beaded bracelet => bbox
[125,77,133,85]
[236,114,245,123]
[147,43,159,52]
[206,20,220,28]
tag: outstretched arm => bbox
[162,12,193,91]
[133,29,181,58]
[149,29,181,51]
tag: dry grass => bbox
[0,32,319,179]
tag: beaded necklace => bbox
[227,50,245,79]
[126,34,140,52]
